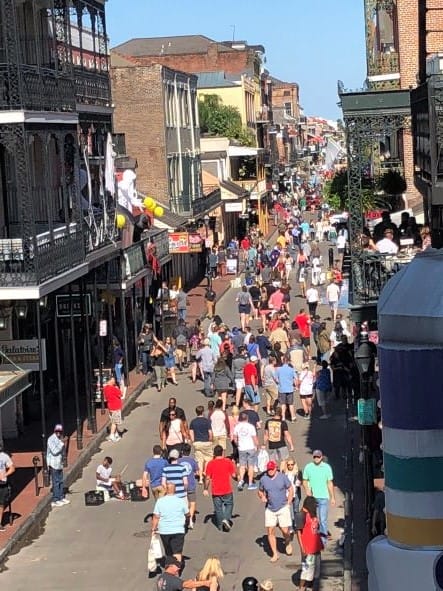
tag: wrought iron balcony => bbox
[368,52,400,77]
[350,251,415,306]
[0,64,76,111]
[0,225,85,287]
[75,69,111,107]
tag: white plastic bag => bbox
[150,533,163,559]
[257,448,270,473]
[147,547,157,573]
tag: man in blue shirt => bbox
[141,444,168,500]
[162,450,188,498]
[275,356,298,422]
[178,444,199,529]
[151,482,189,563]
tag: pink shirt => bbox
[269,290,284,310]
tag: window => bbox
[283,90,290,96]
[284,102,292,116]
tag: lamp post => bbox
[203,214,211,287]
[355,330,376,532]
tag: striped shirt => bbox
[162,463,187,498]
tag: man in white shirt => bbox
[306,285,320,318]
[326,281,341,322]
[375,229,399,254]
[233,412,259,492]
[336,231,347,255]
[96,456,125,499]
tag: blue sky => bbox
[106,0,366,120]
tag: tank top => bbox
[166,418,183,445]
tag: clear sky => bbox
[106,0,367,121]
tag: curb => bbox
[0,377,149,566]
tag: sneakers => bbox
[291,417,297,422]
[108,434,121,442]
[320,414,331,420]
[237,480,244,491]
[222,519,231,531]
[0,525,6,532]
[247,483,258,491]
[51,500,64,507]
[59,498,70,505]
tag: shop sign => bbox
[226,258,238,274]
[169,232,190,254]
[225,202,243,213]
[188,233,203,253]
[0,339,47,371]
[56,294,92,318]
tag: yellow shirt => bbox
[276,235,286,248]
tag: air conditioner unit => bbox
[426,53,443,76]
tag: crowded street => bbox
[1,215,348,590]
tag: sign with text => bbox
[0,339,47,371]
[169,232,203,254]
[224,201,243,213]
[56,294,92,318]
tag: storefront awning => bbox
[227,146,260,157]
[0,370,31,409]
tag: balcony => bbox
[75,69,111,108]
[0,224,85,287]
[0,64,76,112]
[350,251,415,306]
[256,107,269,123]
[368,52,400,77]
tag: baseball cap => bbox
[266,460,277,471]
[169,449,180,460]
[313,449,323,458]
[250,355,258,362]
[54,424,63,432]
[165,556,181,568]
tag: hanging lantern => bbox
[154,205,164,218]
[144,196,155,211]
[116,214,126,229]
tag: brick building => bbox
[365,0,443,208]
[111,54,202,214]
[269,77,301,164]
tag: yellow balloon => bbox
[154,205,164,218]
[144,196,155,210]
[116,214,126,229]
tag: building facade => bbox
[111,59,202,215]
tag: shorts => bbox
[264,385,278,403]
[235,378,245,390]
[301,553,321,582]
[187,490,196,503]
[301,337,310,347]
[269,446,289,463]
[238,448,257,468]
[109,410,122,426]
[159,532,185,556]
[328,300,339,311]
[264,504,292,528]
[0,485,9,507]
[244,385,260,405]
[238,304,251,314]
[316,389,330,406]
[278,391,294,405]
[300,394,313,399]
[151,486,165,500]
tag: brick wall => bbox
[111,64,169,203]
[397,0,419,88]
[127,46,255,77]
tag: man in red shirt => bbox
[103,376,123,442]
[243,355,260,411]
[203,445,236,531]
[294,309,311,357]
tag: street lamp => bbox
[203,214,211,287]
[355,330,376,532]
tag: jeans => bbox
[212,493,233,529]
[177,308,187,321]
[114,362,123,385]
[51,468,64,502]
[203,371,214,397]
[316,497,329,537]
[140,351,151,374]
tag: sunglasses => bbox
[169,413,176,417]
[287,463,294,467]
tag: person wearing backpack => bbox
[295,496,324,590]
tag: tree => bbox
[378,170,407,195]
[198,94,255,146]
[323,169,392,213]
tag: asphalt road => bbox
[1,247,346,591]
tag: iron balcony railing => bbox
[367,51,400,77]
[75,69,111,107]
[0,224,85,287]
[0,64,76,111]
[350,251,415,306]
